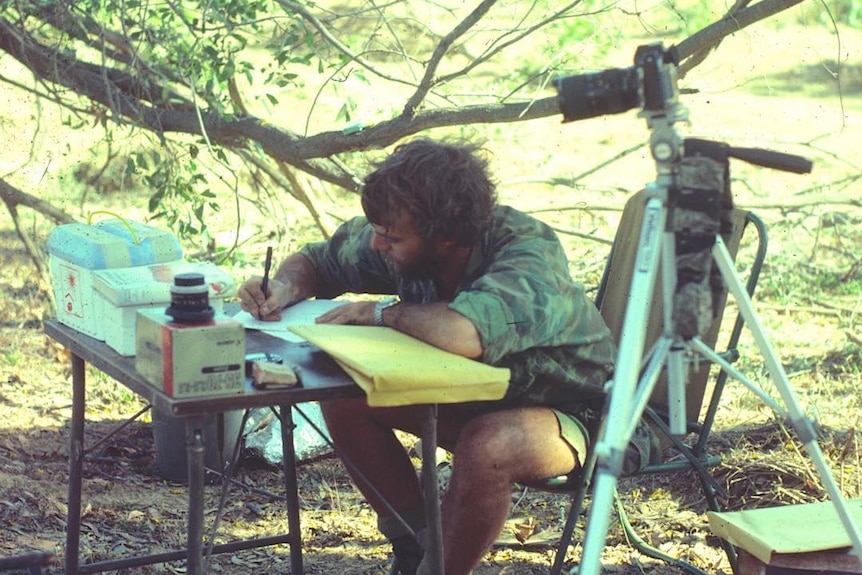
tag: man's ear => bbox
[433,236,459,252]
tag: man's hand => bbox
[315,301,376,325]
[239,276,291,320]
[239,253,320,320]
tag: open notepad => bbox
[288,324,510,407]
[233,299,348,342]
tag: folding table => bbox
[44,318,445,575]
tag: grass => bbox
[2,350,21,366]
[85,369,148,418]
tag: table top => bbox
[44,318,363,417]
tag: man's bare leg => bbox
[321,399,426,516]
[429,407,580,575]
[321,400,581,575]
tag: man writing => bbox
[239,139,649,575]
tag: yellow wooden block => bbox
[708,499,862,565]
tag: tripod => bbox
[567,75,862,575]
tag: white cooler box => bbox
[93,261,237,356]
[48,220,183,339]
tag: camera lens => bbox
[166,272,215,323]
[555,66,642,122]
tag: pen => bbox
[261,246,273,298]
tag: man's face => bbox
[369,213,442,280]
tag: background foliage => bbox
[0,0,824,264]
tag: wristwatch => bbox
[374,297,399,326]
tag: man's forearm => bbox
[384,302,484,359]
[274,253,319,307]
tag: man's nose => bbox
[370,232,387,252]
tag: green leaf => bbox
[148,191,165,212]
[336,102,351,122]
[125,158,137,178]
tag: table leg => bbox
[65,353,86,575]
[186,418,206,575]
[421,405,444,575]
[280,405,304,575]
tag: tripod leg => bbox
[657,214,690,438]
[579,196,669,575]
[712,237,862,558]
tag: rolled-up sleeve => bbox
[448,290,515,357]
[299,217,396,298]
[448,216,611,367]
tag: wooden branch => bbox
[753,303,849,317]
[277,0,413,88]
[676,0,809,75]
[735,196,862,210]
[547,225,614,246]
[277,162,337,239]
[435,1,583,86]
[677,0,753,76]
[402,0,497,117]
[0,179,75,225]
[0,179,69,291]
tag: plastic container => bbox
[48,220,182,339]
[93,261,235,356]
[151,405,244,483]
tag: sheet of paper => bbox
[233,299,348,342]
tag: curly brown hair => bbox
[361,138,497,246]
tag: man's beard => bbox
[391,244,442,281]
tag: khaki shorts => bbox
[441,402,653,477]
[439,402,593,472]
[554,410,657,477]
[553,409,590,468]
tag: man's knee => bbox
[451,414,512,469]
[452,409,576,480]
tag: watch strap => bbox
[374,297,398,326]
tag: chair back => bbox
[595,190,749,425]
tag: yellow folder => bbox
[288,324,510,407]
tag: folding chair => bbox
[530,189,768,575]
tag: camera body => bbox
[554,42,680,123]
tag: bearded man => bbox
[240,138,650,575]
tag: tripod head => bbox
[554,43,688,170]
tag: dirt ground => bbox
[2,8,862,575]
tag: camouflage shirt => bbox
[299,206,616,417]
